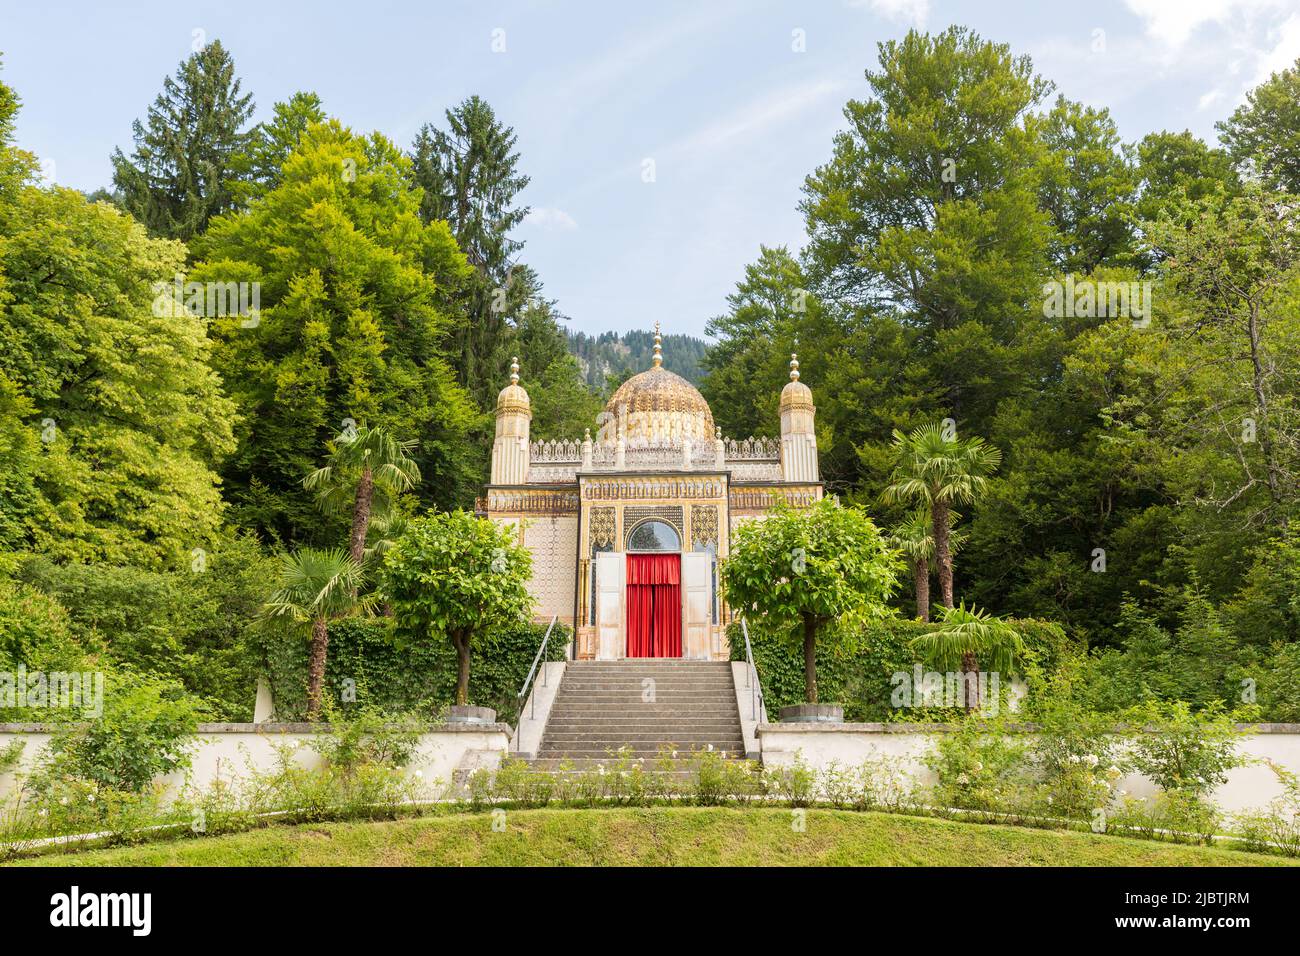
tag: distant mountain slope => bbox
[567,329,709,390]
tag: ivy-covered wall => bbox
[259,618,569,721]
[730,617,1075,721]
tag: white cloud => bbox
[1124,0,1287,49]
[524,207,578,231]
[1247,10,1300,83]
[846,0,930,29]
[1198,87,1226,109]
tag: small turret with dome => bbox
[779,353,819,482]
[491,356,531,484]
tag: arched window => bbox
[627,519,681,552]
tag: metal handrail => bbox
[740,617,764,723]
[516,614,559,728]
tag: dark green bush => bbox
[258,615,569,721]
[730,615,1073,721]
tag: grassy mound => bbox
[10,807,1296,867]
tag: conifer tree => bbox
[111,40,254,241]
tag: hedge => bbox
[729,615,1075,721]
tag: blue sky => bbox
[4,0,1300,338]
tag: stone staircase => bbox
[529,660,745,767]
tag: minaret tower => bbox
[491,356,531,485]
[779,353,819,483]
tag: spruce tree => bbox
[410,96,530,404]
[110,40,254,241]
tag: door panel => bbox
[681,552,712,660]
[595,551,624,660]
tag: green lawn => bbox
[9,807,1296,866]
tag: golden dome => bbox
[780,353,814,411]
[496,356,531,416]
[602,324,713,441]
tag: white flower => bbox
[1084,754,1099,768]
[86,794,95,804]
[38,809,47,817]
[59,797,68,806]
[413,770,423,779]
[956,773,970,785]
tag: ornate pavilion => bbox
[478,326,822,660]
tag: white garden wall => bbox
[757,722,1300,814]
[0,722,512,802]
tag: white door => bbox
[681,552,712,660]
[595,551,625,660]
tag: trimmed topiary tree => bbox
[382,510,533,708]
[720,497,901,705]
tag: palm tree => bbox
[890,506,967,622]
[264,548,374,719]
[882,424,1001,609]
[910,603,1025,710]
[303,425,420,566]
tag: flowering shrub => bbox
[925,715,1032,819]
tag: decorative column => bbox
[779,353,819,483]
[490,357,531,485]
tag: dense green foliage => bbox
[381,510,534,706]
[2,21,1299,740]
[703,25,1300,718]
[256,616,568,720]
[721,499,900,703]
[733,615,1073,721]
[110,41,255,241]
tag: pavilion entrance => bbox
[625,553,681,657]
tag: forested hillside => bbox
[568,329,709,389]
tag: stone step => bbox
[544,719,741,729]
[567,661,732,667]
[538,738,743,743]
[523,757,743,771]
[547,703,740,712]
[548,697,738,702]
[535,749,744,760]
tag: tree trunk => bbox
[306,616,330,720]
[961,650,979,711]
[932,497,954,609]
[803,614,818,704]
[348,465,373,566]
[1246,303,1284,518]
[452,630,471,706]
[914,556,930,622]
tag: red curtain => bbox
[626,554,681,658]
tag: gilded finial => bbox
[584,428,591,441]
[510,356,520,385]
[652,321,663,367]
[790,353,800,382]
